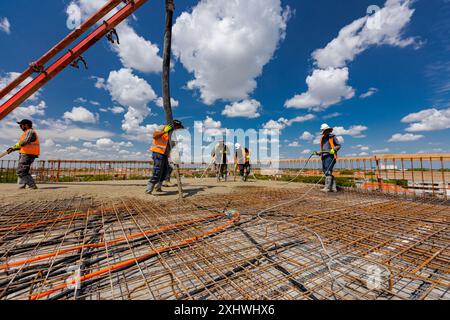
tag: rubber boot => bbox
[146,183,155,194]
[18,177,26,189]
[331,176,338,193]
[321,176,332,192]
[29,184,38,190]
[155,182,163,192]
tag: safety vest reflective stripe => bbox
[19,129,40,156]
[150,133,169,155]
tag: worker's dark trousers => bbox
[148,153,169,187]
[17,154,37,187]
[322,154,336,177]
[215,163,228,178]
[239,163,251,177]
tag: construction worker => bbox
[314,123,341,193]
[146,120,184,194]
[211,139,229,182]
[6,119,40,190]
[235,143,251,181]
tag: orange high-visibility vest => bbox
[245,149,250,163]
[19,129,40,156]
[320,136,337,159]
[149,131,169,155]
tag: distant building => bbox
[379,164,399,170]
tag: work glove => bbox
[163,125,174,133]
[13,143,20,149]
[313,151,320,156]
[330,149,336,155]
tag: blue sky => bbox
[0,0,449,160]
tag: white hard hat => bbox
[235,143,241,149]
[320,123,333,132]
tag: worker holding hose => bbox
[6,119,40,190]
[211,139,230,182]
[314,124,341,193]
[146,120,184,195]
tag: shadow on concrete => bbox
[53,183,147,187]
[36,186,69,190]
[157,185,214,198]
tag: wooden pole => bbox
[162,0,183,200]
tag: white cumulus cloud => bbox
[63,106,99,124]
[300,131,314,141]
[389,133,424,142]
[109,106,126,114]
[222,99,262,119]
[173,0,290,105]
[285,0,417,111]
[0,17,11,34]
[155,97,180,108]
[11,101,47,120]
[313,0,418,69]
[402,108,450,132]
[195,116,225,137]
[333,125,368,138]
[285,68,355,111]
[262,114,316,133]
[360,88,379,99]
[98,68,160,140]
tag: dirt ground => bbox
[0,178,298,204]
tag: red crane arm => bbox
[0,0,124,102]
[0,0,149,121]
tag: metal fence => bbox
[1,154,449,198]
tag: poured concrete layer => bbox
[0,178,306,204]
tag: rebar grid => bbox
[0,186,448,300]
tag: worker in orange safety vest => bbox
[314,123,342,193]
[146,120,184,195]
[7,119,40,190]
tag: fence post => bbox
[375,156,383,192]
[441,157,447,200]
[56,160,61,183]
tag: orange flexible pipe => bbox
[0,206,124,233]
[30,211,240,300]
[0,213,224,270]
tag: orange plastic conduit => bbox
[0,213,225,270]
[30,211,240,300]
[0,206,124,233]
